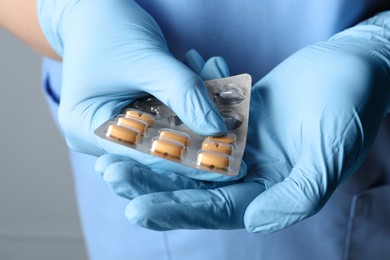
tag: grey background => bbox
[0,29,88,259]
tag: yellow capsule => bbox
[197,151,230,169]
[201,141,233,155]
[117,116,148,135]
[125,110,154,126]
[106,124,140,144]
[159,129,190,147]
[150,138,184,158]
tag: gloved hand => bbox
[96,12,390,232]
[37,0,226,158]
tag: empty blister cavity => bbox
[131,95,165,118]
[220,109,243,130]
[106,124,140,144]
[125,109,154,126]
[214,83,245,105]
[159,129,190,147]
[116,116,148,135]
[150,137,185,158]
[197,150,231,169]
[169,113,183,126]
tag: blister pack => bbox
[95,74,252,177]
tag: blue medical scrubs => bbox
[42,1,390,259]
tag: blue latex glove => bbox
[96,12,390,232]
[37,0,226,158]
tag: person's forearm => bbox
[0,0,61,60]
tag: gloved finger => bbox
[200,56,230,80]
[95,154,236,200]
[184,49,230,80]
[125,181,264,231]
[95,153,137,177]
[183,49,206,75]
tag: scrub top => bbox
[42,1,390,259]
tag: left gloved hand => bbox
[37,0,227,158]
[96,12,390,232]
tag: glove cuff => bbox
[37,0,79,57]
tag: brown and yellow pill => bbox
[125,110,154,126]
[196,151,230,169]
[117,116,148,135]
[106,124,140,144]
[201,141,233,155]
[150,138,184,158]
[159,129,190,147]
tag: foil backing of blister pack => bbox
[95,74,252,177]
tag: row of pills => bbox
[106,108,236,169]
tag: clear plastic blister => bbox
[95,74,252,177]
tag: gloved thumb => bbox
[146,49,229,135]
[143,52,227,135]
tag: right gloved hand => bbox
[37,0,226,159]
[96,12,390,232]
